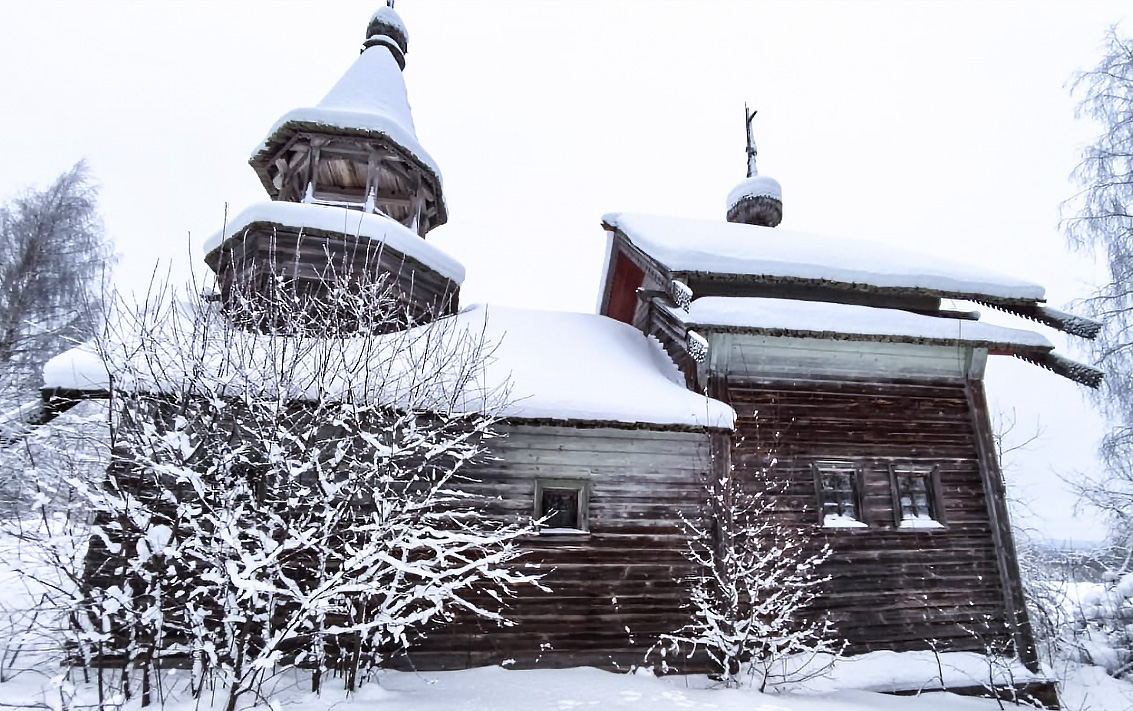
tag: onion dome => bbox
[726,106,783,228]
[364,5,409,69]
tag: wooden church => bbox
[42,2,1101,686]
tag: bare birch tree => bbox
[1063,26,1133,550]
[0,162,111,405]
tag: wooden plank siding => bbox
[394,424,714,672]
[205,224,460,329]
[724,377,1017,657]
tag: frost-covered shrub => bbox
[1067,570,1133,677]
[655,440,840,690]
[39,273,539,709]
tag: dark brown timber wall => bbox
[397,424,712,671]
[726,377,1015,656]
[206,225,459,326]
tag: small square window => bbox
[534,479,589,533]
[813,460,866,528]
[890,464,945,529]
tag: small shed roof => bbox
[202,201,465,284]
[664,296,1101,387]
[42,305,734,431]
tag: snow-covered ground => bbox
[0,526,1129,711]
[0,659,1127,711]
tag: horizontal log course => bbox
[398,379,1018,669]
[726,378,1013,656]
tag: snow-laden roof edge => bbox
[202,201,466,284]
[41,305,735,431]
[253,106,442,183]
[663,296,1102,387]
[603,212,1048,303]
[680,297,1055,350]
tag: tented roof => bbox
[250,41,444,207]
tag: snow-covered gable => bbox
[604,212,1045,302]
[251,39,442,187]
[680,297,1053,350]
[202,201,465,283]
[41,305,734,430]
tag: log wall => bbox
[725,377,1016,656]
[396,424,712,671]
[205,224,460,329]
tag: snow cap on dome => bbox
[364,4,409,69]
[727,175,782,206]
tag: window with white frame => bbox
[813,459,866,528]
[534,479,590,533]
[889,464,944,529]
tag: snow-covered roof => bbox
[604,212,1046,302]
[679,297,1054,350]
[660,295,1100,386]
[42,342,106,392]
[41,305,734,430]
[202,201,465,284]
[369,6,408,45]
[251,41,442,187]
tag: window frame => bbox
[888,463,946,529]
[534,478,591,534]
[811,459,868,528]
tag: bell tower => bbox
[249,3,447,236]
[204,4,462,333]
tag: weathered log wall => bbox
[396,424,713,671]
[402,372,1024,669]
[726,377,1015,655]
[206,224,459,329]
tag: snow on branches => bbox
[655,434,841,690]
[66,271,539,708]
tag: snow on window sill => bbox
[898,518,944,530]
[823,515,868,529]
[536,528,590,536]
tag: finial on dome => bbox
[727,104,783,227]
[745,104,759,178]
[364,2,409,69]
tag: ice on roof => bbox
[680,297,1053,350]
[42,305,734,430]
[202,201,465,284]
[604,212,1046,302]
[252,42,441,183]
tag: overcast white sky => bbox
[1,0,1128,542]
